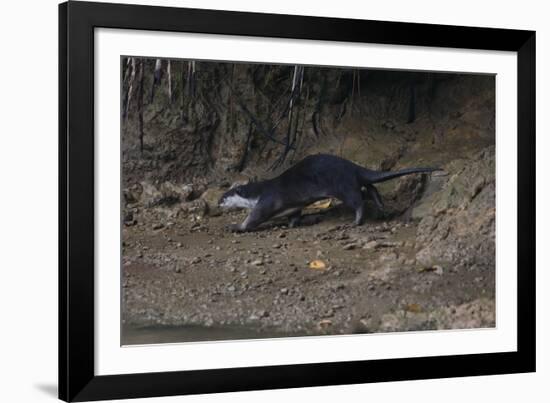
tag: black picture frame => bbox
[59,1,536,401]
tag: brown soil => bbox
[122,200,495,343]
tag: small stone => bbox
[363,240,379,249]
[280,288,288,295]
[190,257,201,264]
[152,223,164,230]
[251,259,263,266]
[273,243,282,249]
[379,241,404,248]
[343,243,358,250]
[433,265,444,275]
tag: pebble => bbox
[363,240,379,249]
[379,241,404,248]
[251,259,264,266]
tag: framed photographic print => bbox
[59,1,535,401]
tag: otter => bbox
[218,154,440,232]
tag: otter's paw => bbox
[227,223,245,233]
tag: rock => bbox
[200,187,227,216]
[251,259,263,266]
[152,223,164,230]
[140,182,164,207]
[363,240,379,250]
[343,243,359,250]
[160,181,194,202]
[378,252,398,263]
[433,265,444,275]
[378,241,404,248]
[179,199,207,217]
[413,147,495,268]
[123,211,136,226]
[123,183,143,204]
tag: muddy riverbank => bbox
[122,166,495,344]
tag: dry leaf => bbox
[405,303,422,313]
[313,199,332,209]
[305,199,332,211]
[317,319,332,329]
[309,260,327,270]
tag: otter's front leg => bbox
[230,201,274,232]
[288,210,302,228]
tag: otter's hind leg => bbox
[340,190,366,226]
[365,184,384,211]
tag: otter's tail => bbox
[361,167,441,184]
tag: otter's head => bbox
[218,184,259,210]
